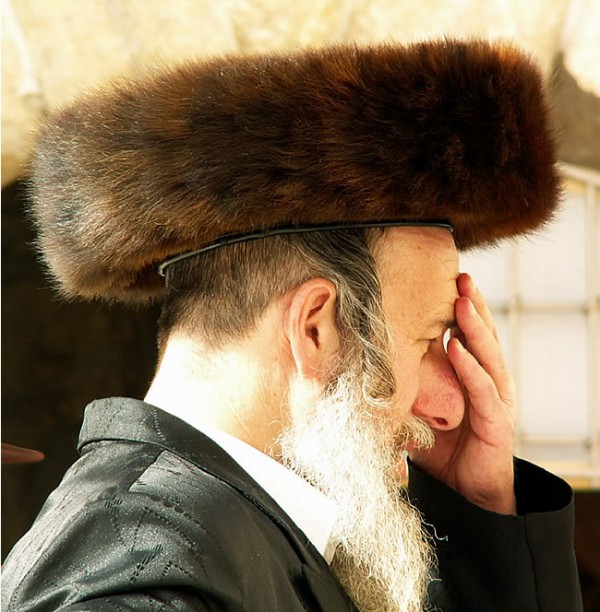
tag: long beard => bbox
[278,371,436,612]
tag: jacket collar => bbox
[78,397,305,536]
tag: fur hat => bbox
[30,39,559,303]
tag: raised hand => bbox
[411,273,517,515]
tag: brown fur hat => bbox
[30,39,559,303]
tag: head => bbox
[156,225,462,611]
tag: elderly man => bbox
[2,40,582,611]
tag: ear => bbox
[284,278,340,382]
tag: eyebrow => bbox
[425,317,456,334]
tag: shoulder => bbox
[2,440,292,610]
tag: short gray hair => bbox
[158,229,396,405]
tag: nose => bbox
[411,345,465,430]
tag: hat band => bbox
[158,220,454,277]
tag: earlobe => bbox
[285,279,340,381]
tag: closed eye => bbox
[425,328,452,350]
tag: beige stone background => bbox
[2,1,599,609]
[2,0,600,184]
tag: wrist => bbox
[469,491,517,515]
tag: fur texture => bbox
[30,39,560,302]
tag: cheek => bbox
[390,348,425,411]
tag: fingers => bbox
[454,298,510,392]
[453,274,516,406]
[447,337,515,442]
[456,273,499,341]
[446,338,498,421]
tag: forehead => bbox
[374,227,459,331]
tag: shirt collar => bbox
[189,423,339,563]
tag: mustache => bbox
[393,417,435,453]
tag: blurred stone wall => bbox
[3,0,600,187]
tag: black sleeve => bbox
[408,458,583,612]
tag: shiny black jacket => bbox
[2,398,582,611]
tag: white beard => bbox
[278,372,436,612]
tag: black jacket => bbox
[2,398,582,611]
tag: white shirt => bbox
[194,424,339,563]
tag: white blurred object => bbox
[561,0,600,97]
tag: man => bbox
[2,40,582,611]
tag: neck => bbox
[144,335,285,453]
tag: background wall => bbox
[3,0,600,186]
